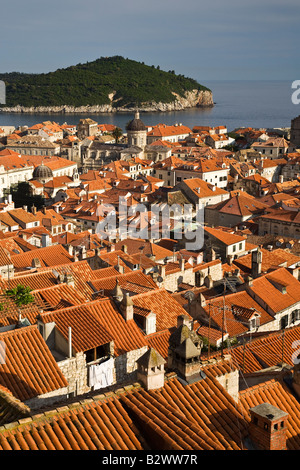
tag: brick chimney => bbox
[248,403,288,450]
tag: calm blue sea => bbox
[0,80,299,132]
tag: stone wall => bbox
[216,368,239,402]
[58,352,89,396]
[159,267,195,292]
[57,347,149,397]
[114,346,149,385]
[24,385,69,411]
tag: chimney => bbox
[31,205,37,215]
[112,279,123,303]
[79,246,87,260]
[179,255,185,272]
[279,175,284,183]
[136,348,166,391]
[251,248,262,278]
[115,256,125,274]
[227,254,234,266]
[177,314,192,330]
[198,293,207,308]
[159,264,166,279]
[204,274,213,289]
[120,292,134,321]
[64,273,75,287]
[195,270,204,287]
[248,403,288,450]
[31,258,41,268]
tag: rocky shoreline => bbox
[0,89,213,114]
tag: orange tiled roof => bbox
[0,394,143,450]
[114,238,174,260]
[146,328,174,360]
[147,124,191,138]
[209,192,268,217]
[239,377,300,450]
[39,302,114,353]
[248,267,300,314]
[10,245,74,271]
[204,226,246,246]
[233,248,300,274]
[202,290,273,337]
[181,177,228,198]
[90,269,158,296]
[0,260,96,301]
[40,298,148,357]
[0,326,68,401]
[132,288,192,332]
[120,373,248,450]
[32,283,87,310]
[0,246,12,267]
[227,324,300,373]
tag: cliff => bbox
[0,89,213,114]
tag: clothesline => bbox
[89,357,114,390]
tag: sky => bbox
[1,0,300,82]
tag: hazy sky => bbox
[1,0,299,82]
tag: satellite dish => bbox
[157,276,163,283]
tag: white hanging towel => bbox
[89,357,114,390]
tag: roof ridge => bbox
[0,324,37,338]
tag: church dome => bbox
[33,163,53,181]
[126,111,146,132]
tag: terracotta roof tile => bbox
[227,324,300,373]
[0,395,143,450]
[132,288,192,332]
[248,267,300,314]
[239,378,300,450]
[40,298,148,356]
[11,245,74,272]
[0,326,68,401]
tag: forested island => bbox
[0,56,213,112]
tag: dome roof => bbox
[33,163,53,180]
[126,111,146,132]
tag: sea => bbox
[0,80,299,132]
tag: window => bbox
[281,315,289,329]
[292,310,300,323]
[232,245,236,252]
